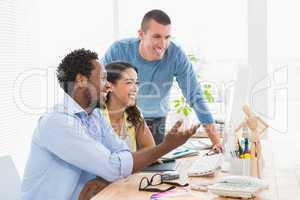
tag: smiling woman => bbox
[100,61,156,151]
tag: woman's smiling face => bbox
[109,68,139,107]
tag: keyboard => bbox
[187,154,223,177]
[207,175,269,198]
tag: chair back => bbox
[0,155,21,200]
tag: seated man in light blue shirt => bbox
[21,49,200,200]
[102,9,222,151]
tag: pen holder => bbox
[227,157,250,176]
[226,140,263,178]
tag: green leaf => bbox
[204,92,214,103]
[187,54,199,64]
[173,99,180,104]
[180,96,185,102]
[203,85,214,103]
[174,102,181,108]
[183,108,188,116]
[183,106,191,117]
[173,96,193,115]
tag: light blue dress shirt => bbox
[102,38,214,124]
[21,94,133,200]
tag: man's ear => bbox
[75,73,88,88]
[138,29,144,40]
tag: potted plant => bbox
[171,53,215,131]
[173,96,193,131]
[203,83,214,103]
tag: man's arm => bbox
[203,123,222,152]
[99,110,200,172]
[131,121,200,172]
[38,113,133,182]
[173,48,222,151]
[102,41,123,66]
[39,113,199,181]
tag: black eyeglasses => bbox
[138,173,189,192]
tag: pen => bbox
[205,149,218,156]
[161,158,176,163]
[244,138,248,154]
[173,149,189,155]
[235,150,239,158]
[238,140,243,157]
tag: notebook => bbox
[142,159,177,172]
[183,139,212,150]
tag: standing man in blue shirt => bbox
[102,9,222,151]
[21,49,200,200]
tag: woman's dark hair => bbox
[105,61,143,128]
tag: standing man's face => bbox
[138,19,171,61]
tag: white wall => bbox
[117,0,247,62]
[0,0,114,176]
[267,0,300,135]
[0,0,40,176]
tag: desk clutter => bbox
[146,174,269,199]
[138,105,270,199]
[225,105,269,178]
[139,156,269,198]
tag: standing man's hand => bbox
[164,120,201,149]
[212,143,223,153]
[203,123,223,153]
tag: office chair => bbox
[0,155,21,200]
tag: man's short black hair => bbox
[56,48,98,94]
[141,9,171,32]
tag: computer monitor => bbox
[226,64,252,130]
[223,64,253,175]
